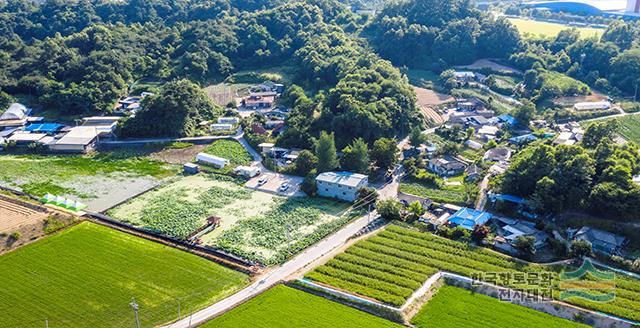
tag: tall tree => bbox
[341,138,369,174]
[371,137,398,170]
[315,131,338,173]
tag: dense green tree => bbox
[315,131,338,173]
[118,79,220,138]
[370,137,398,170]
[341,138,369,174]
[376,198,402,221]
[293,150,317,176]
[581,120,618,149]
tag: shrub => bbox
[43,216,66,234]
[570,240,592,258]
[376,199,402,221]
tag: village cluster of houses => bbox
[0,103,119,153]
[408,193,628,258]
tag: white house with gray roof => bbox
[316,171,368,202]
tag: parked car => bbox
[258,177,268,186]
[278,183,290,192]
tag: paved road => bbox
[98,128,243,146]
[162,181,398,328]
[475,173,491,210]
[580,109,640,123]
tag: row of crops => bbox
[203,140,253,165]
[306,225,640,321]
[214,197,353,265]
[108,174,252,239]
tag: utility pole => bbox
[45,319,48,328]
[130,298,141,328]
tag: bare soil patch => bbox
[149,144,207,164]
[413,86,449,124]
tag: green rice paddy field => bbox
[0,222,248,328]
[412,286,588,328]
[203,285,402,328]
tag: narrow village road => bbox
[162,180,399,328]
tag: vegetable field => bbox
[108,174,252,238]
[412,286,588,328]
[212,197,353,265]
[109,174,354,265]
[588,115,640,144]
[399,181,468,205]
[0,222,248,328]
[203,140,253,165]
[203,285,402,328]
[306,225,640,321]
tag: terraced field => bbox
[306,225,640,322]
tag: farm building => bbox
[571,227,628,256]
[0,103,30,121]
[196,153,230,168]
[448,208,492,230]
[316,171,368,202]
[259,81,285,94]
[483,147,512,162]
[242,92,276,110]
[573,101,611,111]
[464,140,483,150]
[7,132,46,145]
[183,163,200,174]
[428,156,468,177]
[217,117,240,124]
[234,166,261,178]
[454,71,483,83]
[0,103,33,129]
[24,123,66,134]
[210,123,234,131]
[493,217,549,252]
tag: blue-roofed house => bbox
[497,114,517,126]
[509,134,538,145]
[24,123,65,134]
[448,208,492,230]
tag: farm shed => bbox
[234,166,261,178]
[573,101,611,111]
[196,153,230,168]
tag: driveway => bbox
[245,172,304,197]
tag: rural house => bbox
[483,147,512,162]
[428,156,468,177]
[242,92,276,110]
[572,227,628,256]
[316,171,368,202]
[447,208,492,230]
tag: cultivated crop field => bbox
[202,285,402,328]
[507,18,604,39]
[0,222,248,328]
[109,174,353,265]
[0,153,177,211]
[411,285,588,328]
[203,139,252,165]
[591,115,640,144]
[306,225,640,321]
[399,181,468,205]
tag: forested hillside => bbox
[0,0,418,142]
